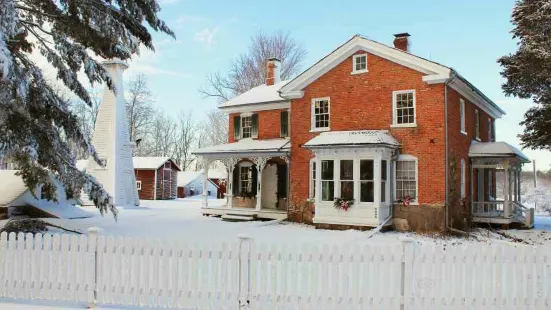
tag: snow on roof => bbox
[194,138,290,155]
[219,80,289,108]
[208,168,228,180]
[303,130,400,148]
[469,142,530,162]
[133,157,181,171]
[76,159,89,171]
[0,170,28,206]
[177,170,221,187]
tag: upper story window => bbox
[311,97,330,131]
[392,90,416,127]
[233,113,258,140]
[280,110,289,138]
[352,54,368,74]
[395,155,418,202]
[488,118,493,142]
[474,109,480,140]
[460,99,466,135]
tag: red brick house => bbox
[194,34,533,230]
[133,157,181,200]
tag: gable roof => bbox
[279,34,505,119]
[133,157,182,171]
[178,170,220,188]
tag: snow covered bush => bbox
[524,186,551,214]
[0,219,48,235]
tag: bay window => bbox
[340,160,354,200]
[309,160,316,199]
[359,160,374,203]
[381,160,387,202]
[321,160,334,201]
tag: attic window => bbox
[164,162,171,170]
[352,54,368,74]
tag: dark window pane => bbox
[360,181,374,202]
[341,181,354,200]
[381,181,386,202]
[340,160,353,180]
[322,181,334,201]
[360,160,374,180]
[321,160,334,180]
[381,160,387,181]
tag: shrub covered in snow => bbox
[524,186,551,214]
[0,219,48,234]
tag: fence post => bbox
[400,237,415,310]
[87,227,100,309]
[237,234,251,309]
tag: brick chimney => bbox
[266,57,281,86]
[393,33,410,52]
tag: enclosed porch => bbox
[469,142,534,228]
[193,138,290,221]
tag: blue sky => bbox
[124,0,551,170]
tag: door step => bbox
[222,213,257,222]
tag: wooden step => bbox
[222,214,256,222]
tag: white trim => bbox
[393,154,419,204]
[474,108,480,140]
[460,98,466,134]
[351,53,368,74]
[219,101,290,114]
[309,158,316,199]
[392,90,416,127]
[311,97,331,132]
[280,36,450,97]
[136,180,142,191]
[449,79,504,119]
[488,118,493,142]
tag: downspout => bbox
[445,71,468,236]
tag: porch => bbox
[469,142,535,228]
[193,138,290,221]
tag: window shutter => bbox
[251,165,258,195]
[251,113,259,138]
[280,111,289,137]
[232,167,239,195]
[233,115,241,140]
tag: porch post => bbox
[517,169,522,203]
[513,168,518,202]
[503,162,510,218]
[315,157,321,210]
[221,158,239,209]
[470,164,474,215]
[252,157,268,211]
[201,158,212,209]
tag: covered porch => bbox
[469,142,534,228]
[193,138,290,221]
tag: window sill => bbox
[460,130,468,136]
[390,123,417,128]
[310,127,330,133]
[351,69,368,75]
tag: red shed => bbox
[133,157,181,200]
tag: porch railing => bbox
[472,200,504,217]
[511,200,535,228]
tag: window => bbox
[460,99,466,134]
[239,166,252,193]
[488,170,493,199]
[381,160,387,203]
[359,160,374,203]
[311,98,330,131]
[352,54,368,74]
[395,156,417,201]
[488,118,493,142]
[460,159,466,198]
[340,160,354,200]
[474,109,480,140]
[309,160,316,199]
[164,162,171,170]
[136,181,142,191]
[280,110,289,138]
[392,90,416,126]
[241,115,252,139]
[321,160,334,201]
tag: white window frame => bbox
[311,97,330,132]
[320,159,335,202]
[393,154,418,204]
[460,158,466,198]
[136,181,142,191]
[309,158,316,200]
[238,161,253,194]
[474,109,481,141]
[488,118,493,142]
[240,113,253,139]
[460,99,467,135]
[358,159,375,203]
[352,53,368,74]
[391,90,416,128]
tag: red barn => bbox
[133,157,181,200]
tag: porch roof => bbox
[193,138,290,157]
[303,130,400,149]
[468,142,530,163]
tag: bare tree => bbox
[150,113,177,158]
[173,112,197,170]
[203,109,228,146]
[200,31,307,102]
[126,74,156,155]
[70,88,102,159]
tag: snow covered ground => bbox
[3,197,547,246]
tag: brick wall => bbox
[135,169,155,200]
[228,108,288,143]
[446,87,494,228]
[289,51,447,219]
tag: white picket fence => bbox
[0,231,550,310]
